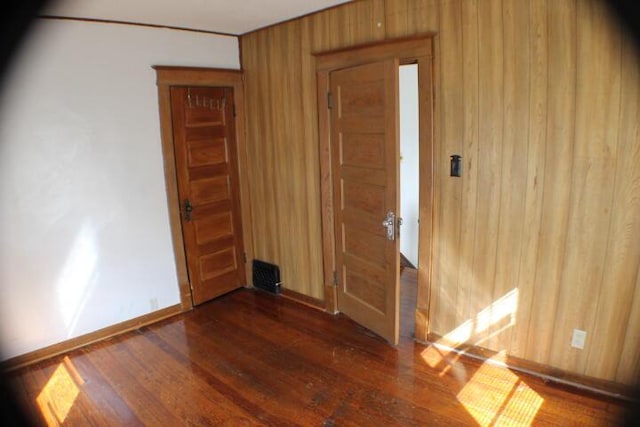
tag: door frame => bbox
[315,36,435,340]
[153,66,255,311]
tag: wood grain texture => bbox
[431,0,463,336]
[523,0,577,365]
[549,0,622,373]
[415,52,435,342]
[469,0,504,348]
[170,86,246,305]
[315,36,433,338]
[154,66,255,305]
[510,0,548,359]
[596,31,640,384]
[242,20,324,300]
[489,0,529,353]
[331,59,400,344]
[6,286,632,426]
[240,0,640,385]
[456,0,479,340]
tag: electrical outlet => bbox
[150,297,159,311]
[571,329,587,349]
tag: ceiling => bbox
[42,0,352,35]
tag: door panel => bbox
[331,60,400,345]
[171,86,246,305]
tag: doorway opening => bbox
[315,36,434,346]
[399,63,419,340]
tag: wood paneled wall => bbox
[240,0,640,385]
[241,0,387,300]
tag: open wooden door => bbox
[330,59,401,345]
[170,86,246,305]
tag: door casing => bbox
[315,36,435,340]
[154,66,254,311]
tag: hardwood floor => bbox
[5,268,633,426]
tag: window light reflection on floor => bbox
[456,354,544,426]
[36,356,84,425]
[418,288,543,424]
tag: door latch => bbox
[382,211,396,241]
[184,199,193,221]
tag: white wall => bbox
[0,19,239,360]
[399,64,419,267]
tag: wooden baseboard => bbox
[423,332,637,402]
[280,288,325,311]
[2,304,184,372]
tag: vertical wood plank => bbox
[384,0,412,37]
[385,0,441,37]
[550,0,622,373]
[273,24,293,295]
[456,0,480,332]
[469,0,504,344]
[311,0,386,52]
[300,17,325,300]
[590,31,640,381]
[489,0,530,352]
[431,0,463,335]
[415,0,442,337]
[511,0,548,358]
[524,0,577,365]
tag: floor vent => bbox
[252,260,281,294]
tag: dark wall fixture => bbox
[450,155,462,177]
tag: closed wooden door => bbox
[330,60,400,345]
[170,86,246,305]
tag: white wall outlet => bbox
[150,297,159,311]
[571,329,587,349]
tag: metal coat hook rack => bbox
[187,88,226,110]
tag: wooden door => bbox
[330,60,400,345]
[170,86,246,305]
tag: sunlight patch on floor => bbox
[456,355,544,426]
[36,357,84,425]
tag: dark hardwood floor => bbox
[5,268,633,426]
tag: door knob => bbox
[382,211,396,241]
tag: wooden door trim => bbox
[315,37,435,333]
[315,35,433,71]
[153,66,254,311]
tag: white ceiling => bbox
[43,0,352,35]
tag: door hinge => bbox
[233,104,237,117]
[332,271,338,286]
[243,252,247,263]
[327,92,333,110]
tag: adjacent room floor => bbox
[6,268,632,425]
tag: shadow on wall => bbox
[1,2,52,425]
